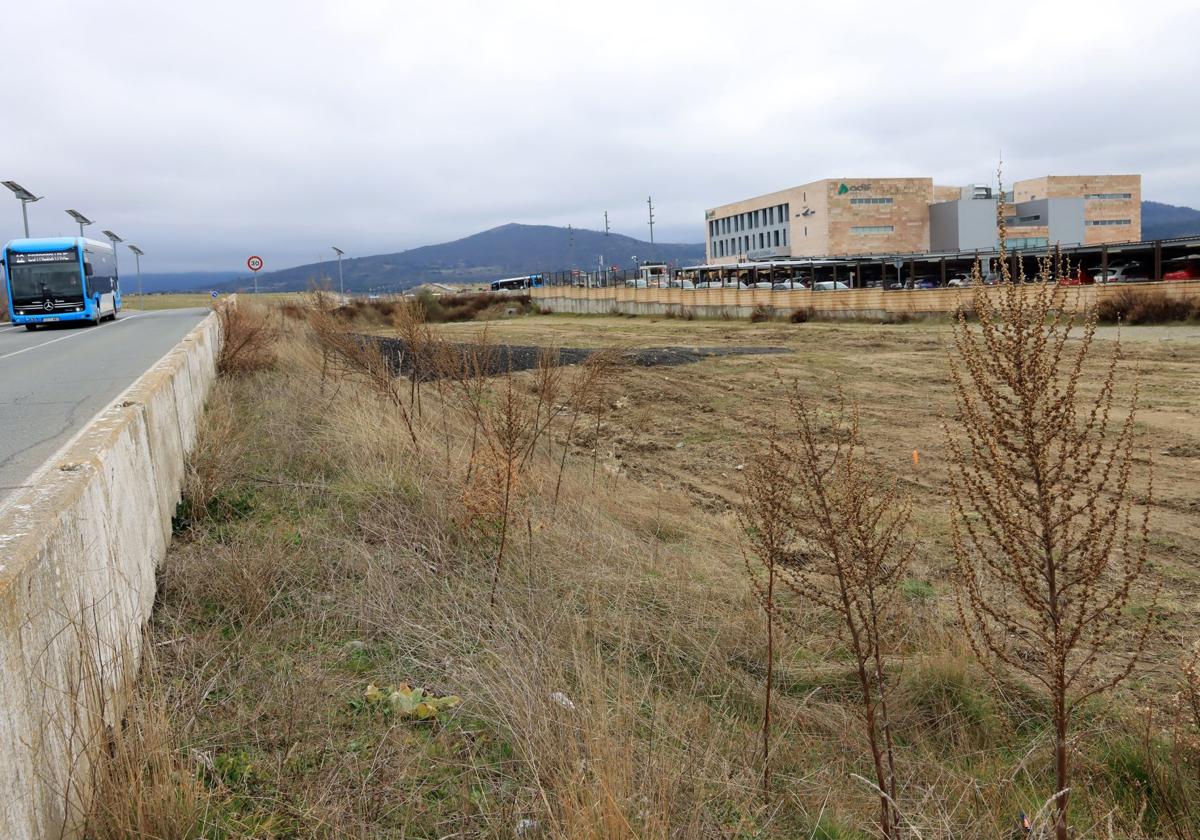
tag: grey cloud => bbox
[1,0,1196,272]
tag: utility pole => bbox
[604,211,610,237]
[647,196,655,244]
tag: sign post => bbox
[247,255,263,294]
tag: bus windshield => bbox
[7,255,84,303]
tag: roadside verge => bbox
[0,305,225,840]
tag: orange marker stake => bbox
[912,449,920,466]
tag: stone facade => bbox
[1012,175,1141,245]
[707,173,1143,263]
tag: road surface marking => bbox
[0,314,144,362]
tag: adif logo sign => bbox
[838,182,872,195]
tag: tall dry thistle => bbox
[740,386,912,837]
[944,196,1157,840]
[737,424,798,805]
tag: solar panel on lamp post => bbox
[332,246,345,297]
[128,245,145,310]
[3,181,42,237]
[66,209,93,239]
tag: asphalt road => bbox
[0,308,210,507]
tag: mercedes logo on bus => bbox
[43,300,54,311]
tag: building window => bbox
[773,230,780,247]
[849,197,894,205]
[783,228,788,245]
[1086,219,1132,226]
[758,233,764,249]
[768,207,774,225]
[1085,193,1132,200]
[1008,237,1050,249]
[1007,214,1042,224]
[851,225,895,235]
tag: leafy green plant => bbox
[364,682,462,720]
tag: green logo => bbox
[837,182,849,195]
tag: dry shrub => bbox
[216,302,276,377]
[749,303,774,323]
[946,233,1157,840]
[789,307,812,323]
[1097,287,1197,324]
[740,389,913,836]
[421,291,532,323]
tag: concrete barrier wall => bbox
[532,279,1200,320]
[0,307,224,839]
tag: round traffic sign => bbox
[210,290,219,299]
[247,255,264,272]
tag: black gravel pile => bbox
[362,336,790,380]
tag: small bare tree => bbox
[740,386,912,837]
[944,225,1157,840]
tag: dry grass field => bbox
[121,292,305,311]
[88,301,1200,839]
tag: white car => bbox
[624,278,648,288]
[947,272,972,288]
[1093,263,1148,284]
[812,281,850,291]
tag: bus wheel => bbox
[25,324,38,331]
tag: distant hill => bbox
[1143,201,1200,240]
[226,224,706,293]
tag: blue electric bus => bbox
[489,274,544,292]
[2,237,121,330]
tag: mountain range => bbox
[1142,201,1200,240]
[201,224,705,295]
[140,201,1200,294]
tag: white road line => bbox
[0,314,144,362]
[0,325,24,333]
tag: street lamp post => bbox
[128,245,145,310]
[3,181,42,237]
[102,230,123,287]
[332,246,345,296]
[66,209,94,239]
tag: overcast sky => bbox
[2,0,1198,272]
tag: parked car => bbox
[1057,265,1094,286]
[812,281,850,291]
[743,281,774,289]
[947,272,972,288]
[624,278,648,288]
[913,277,941,289]
[772,281,808,290]
[1092,263,1149,284]
[1164,257,1200,281]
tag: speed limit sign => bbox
[247,255,264,272]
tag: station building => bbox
[704,174,1141,264]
